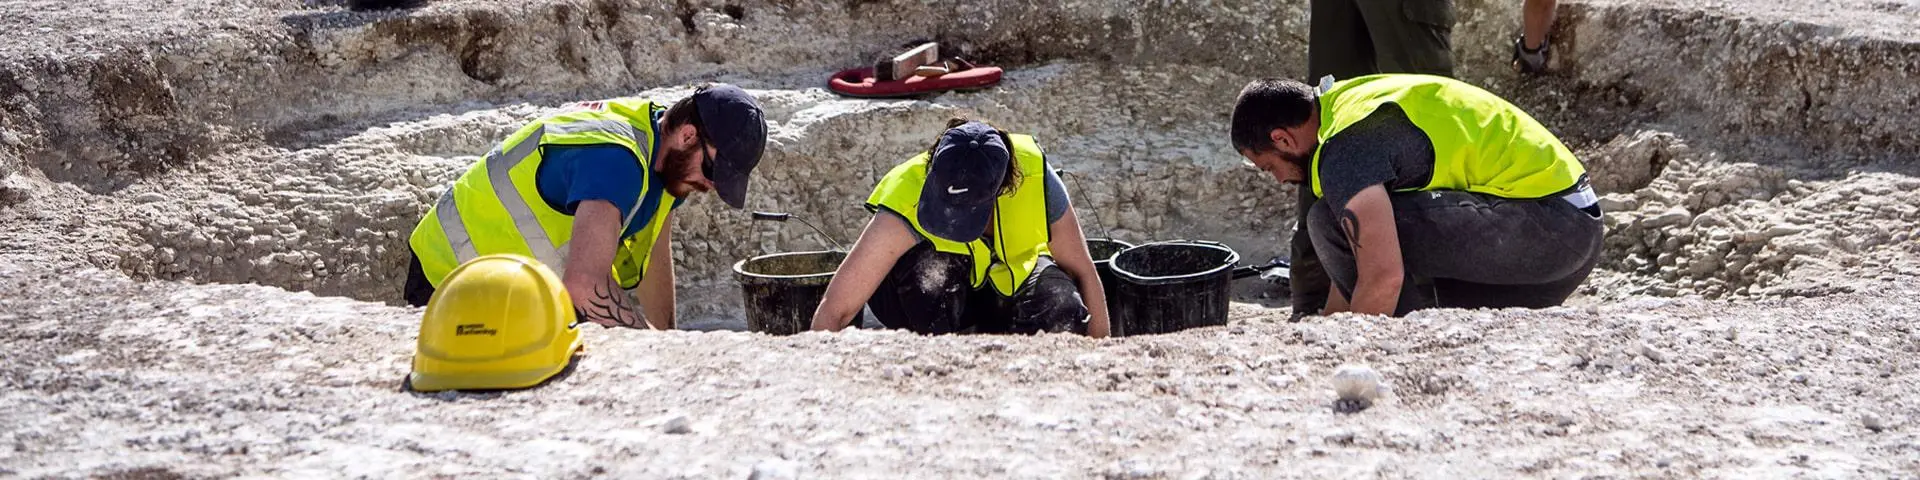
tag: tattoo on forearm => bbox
[1338,208,1363,251]
[575,281,643,327]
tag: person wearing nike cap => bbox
[810,118,1112,337]
[405,83,767,330]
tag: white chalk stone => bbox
[1331,364,1384,403]
[654,414,692,435]
[748,459,801,480]
[1863,412,1887,432]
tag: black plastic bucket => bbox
[1109,241,1241,336]
[733,251,860,335]
[1085,238,1134,330]
[1085,238,1134,294]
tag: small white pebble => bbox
[656,414,692,434]
[748,459,800,480]
[1863,412,1887,432]
[1637,342,1666,363]
[1331,364,1384,403]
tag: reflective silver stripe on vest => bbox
[620,150,653,233]
[438,116,651,272]
[435,186,479,261]
[486,124,564,269]
[1561,184,1599,210]
[547,118,641,142]
[614,119,654,233]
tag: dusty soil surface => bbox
[2,0,1919,477]
[4,261,1918,478]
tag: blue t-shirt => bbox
[533,115,680,239]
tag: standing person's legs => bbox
[1310,0,1380,81]
[866,242,975,334]
[403,253,435,307]
[1356,0,1456,77]
[1307,190,1602,314]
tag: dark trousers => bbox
[1305,190,1602,315]
[1308,0,1456,80]
[867,243,1090,335]
[403,253,435,307]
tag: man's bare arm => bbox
[564,200,645,328]
[1343,185,1404,315]
[633,221,676,330]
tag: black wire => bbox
[791,215,849,252]
[1058,169,1111,240]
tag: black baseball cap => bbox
[693,84,767,209]
[918,121,1011,243]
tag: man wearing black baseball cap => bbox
[405,83,767,330]
[808,119,1113,337]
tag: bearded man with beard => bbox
[1230,75,1601,317]
[404,84,767,329]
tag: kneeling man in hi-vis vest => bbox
[1230,74,1603,316]
[405,84,768,329]
[810,119,1113,337]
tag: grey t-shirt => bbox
[1314,103,1437,212]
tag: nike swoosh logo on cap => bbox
[948,186,969,194]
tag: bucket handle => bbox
[1230,257,1291,281]
[1056,168,1115,241]
[1113,239,1245,285]
[1142,240,1286,282]
[752,211,851,252]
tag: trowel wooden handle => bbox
[913,65,950,77]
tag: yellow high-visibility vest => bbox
[1312,74,1587,199]
[409,98,678,289]
[866,134,1053,296]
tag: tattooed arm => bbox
[1343,185,1404,315]
[564,200,648,328]
[576,279,646,328]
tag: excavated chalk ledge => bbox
[3,0,1916,192]
[64,64,1288,328]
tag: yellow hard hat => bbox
[408,254,582,392]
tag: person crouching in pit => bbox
[1230,75,1603,316]
[809,119,1111,337]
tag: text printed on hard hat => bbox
[456,324,499,336]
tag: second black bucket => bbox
[733,251,860,335]
[1085,238,1134,332]
[1110,241,1241,336]
[1085,238,1134,296]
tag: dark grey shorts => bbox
[1305,189,1604,315]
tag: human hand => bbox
[569,278,647,329]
